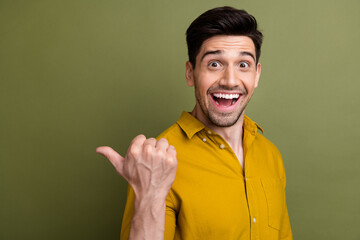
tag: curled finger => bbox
[166,145,177,166]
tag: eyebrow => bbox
[200,50,221,62]
[240,51,256,61]
[200,50,256,62]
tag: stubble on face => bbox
[188,36,260,129]
[194,79,250,128]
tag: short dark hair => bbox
[186,6,263,68]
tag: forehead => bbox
[198,35,256,58]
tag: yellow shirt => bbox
[120,112,292,240]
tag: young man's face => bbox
[186,35,261,127]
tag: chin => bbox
[208,111,243,127]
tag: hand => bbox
[96,135,178,201]
[97,135,177,239]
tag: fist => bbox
[96,135,178,200]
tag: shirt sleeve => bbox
[280,167,293,240]
[280,200,293,240]
[164,189,177,239]
[164,205,176,239]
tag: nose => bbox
[219,65,240,88]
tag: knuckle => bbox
[155,148,165,158]
[166,156,177,166]
[143,138,156,146]
[132,134,146,144]
[158,138,168,144]
[128,145,140,157]
[137,134,146,140]
[144,144,153,156]
[168,145,177,154]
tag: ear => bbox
[254,62,261,88]
[185,61,194,87]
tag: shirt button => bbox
[219,144,225,149]
[202,138,207,142]
[253,217,256,223]
[207,130,212,134]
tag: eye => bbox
[239,62,249,68]
[208,61,221,68]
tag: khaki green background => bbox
[1,0,359,239]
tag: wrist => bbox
[130,199,166,239]
[133,196,166,220]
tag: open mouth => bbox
[211,93,240,107]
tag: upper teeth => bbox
[213,93,240,99]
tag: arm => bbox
[280,162,293,240]
[280,201,292,240]
[120,185,177,240]
[96,135,177,240]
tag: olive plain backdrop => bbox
[0,0,359,239]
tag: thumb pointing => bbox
[96,146,125,176]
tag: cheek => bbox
[242,74,258,91]
[196,74,213,93]
[202,72,221,87]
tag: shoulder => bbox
[244,117,285,179]
[255,133,282,156]
[156,122,187,144]
[244,115,282,157]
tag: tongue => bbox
[217,98,233,107]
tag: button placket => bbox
[199,130,212,145]
[245,178,261,239]
[203,129,228,151]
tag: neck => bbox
[191,107,245,156]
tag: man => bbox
[97,6,292,240]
